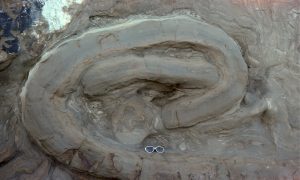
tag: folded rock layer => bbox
[21,15,251,179]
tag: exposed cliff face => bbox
[0,0,300,179]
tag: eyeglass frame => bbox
[144,145,165,153]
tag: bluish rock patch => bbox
[16,4,33,33]
[0,0,44,54]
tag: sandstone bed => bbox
[0,0,299,179]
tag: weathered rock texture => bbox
[1,0,300,179]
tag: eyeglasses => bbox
[144,146,165,153]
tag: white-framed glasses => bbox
[144,146,165,153]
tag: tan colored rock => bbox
[0,0,299,179]
[0,50,9,70]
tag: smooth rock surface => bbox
[0,0,299,179]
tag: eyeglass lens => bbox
[145,146,154,153]
[155,146,164,153]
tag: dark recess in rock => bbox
[15,4,32,33]
[0,0,42,54]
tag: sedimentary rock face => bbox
[1,0,300,179]
[21,16,249,177]
[19,14,298,178]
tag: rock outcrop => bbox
[0,0,299,179]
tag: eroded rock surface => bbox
[1,0,300,179]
